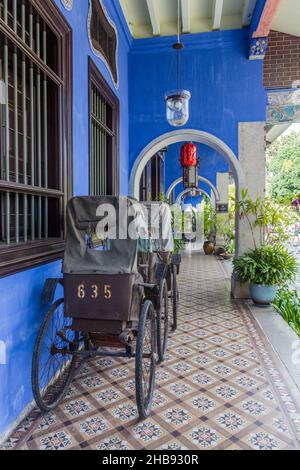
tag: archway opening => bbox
[130,129,244,199]
[130,130,243,256]
[175,188,211,205]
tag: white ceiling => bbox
[271,0,300,38]
[120,0,257,39]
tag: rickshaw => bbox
[31,196,171,420]
[139,202,181,335]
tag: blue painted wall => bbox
[0,3,268,440]
[128,28,266,184]
[0,0,131,439]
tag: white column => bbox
[232,121,266,298]
[214,172,230,251]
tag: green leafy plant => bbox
[273,289,300,337]
[173,238,185,254]
[215,214,235,254]
[224,228,235,254]
[203,186,236,250]
[202,197,216,241]
[233,244,298,286]
[267,131,300,203]
[237,189,296,249]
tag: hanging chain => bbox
[177,0,181,90]
[177,0,180,44]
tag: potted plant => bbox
[219,226,235,260]
[233,244,298,307]
[214,214,235,259]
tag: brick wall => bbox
[263,30,300,89]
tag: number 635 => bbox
[77,284,112,300]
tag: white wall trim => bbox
[176,188,211,204]
[166,176,220,202]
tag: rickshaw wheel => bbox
[171,264,178,331]
[157,279,169,363]
[32,298,80,412]
[135,300,156,420]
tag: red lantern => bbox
[180,143,199,189]
[180,142,197,168]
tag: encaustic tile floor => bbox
[2,253,300,450]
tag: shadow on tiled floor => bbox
[2,253,300,450]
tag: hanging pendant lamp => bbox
[165,0,191,127]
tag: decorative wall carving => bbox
[88,0,119,89]
[267,90,300,124]
[249,37,268,60]
[61,0,73,11]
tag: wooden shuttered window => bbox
[139,152,166,202]
[0,0,72,276]
[89,59,119,197]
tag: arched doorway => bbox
[166,176,220,204]
[176,188,211,205]
[129,129,244,199]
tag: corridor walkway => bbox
[2,254,300,450]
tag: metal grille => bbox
[0,0,62,246]
[90,81,113,196]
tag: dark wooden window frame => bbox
[0,0,73,277]
[88,58,119,197]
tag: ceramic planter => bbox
[203,241,214,255]
[250,284,278,308]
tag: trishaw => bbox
[139,202,181,334]
[31,196,175,420]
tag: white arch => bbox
[176,188,211,204]
[166,176,220,202]
[130,129,244,199]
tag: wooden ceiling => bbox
[119,0,258,38]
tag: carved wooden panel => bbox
[88,0,118,88]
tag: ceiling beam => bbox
[253,0,281,38]
[181,0,191,34]
[242,0,257,26]
[212,0,224,30]
[146,0,160,36]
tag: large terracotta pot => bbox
[203,241,214,255]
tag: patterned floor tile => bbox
[39,431,74,451]
[185,425,223,449]
[77,415,109,438]
[94,435,131,451]
[245,431,286,450]
[215,411,248,433]
[2,253,300,450]
[132,419,165,445]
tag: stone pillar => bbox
[210,192,216,208]
[214,172,230,252]
[232,122,266,299]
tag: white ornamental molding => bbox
[87,0,119,89]
[61,0,73,11]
